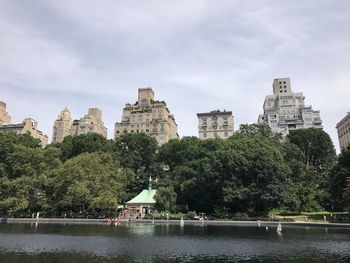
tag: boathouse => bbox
[126,177,156,218]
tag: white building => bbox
[52,107,73,143]
[336,112,350,152]
[115,88,179,145]
[258,78,322,136]
[70,108,107,138]
[197,110,234,139]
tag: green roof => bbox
[126,189,157,205]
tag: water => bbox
[0,222,350,262]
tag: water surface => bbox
[0,222,349,262]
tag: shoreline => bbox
[1,217,350,228]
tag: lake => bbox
[0,222,350,262]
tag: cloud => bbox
[0,0,349,152]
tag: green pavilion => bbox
[126,177,157,218]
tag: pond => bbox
[0,222,350,262]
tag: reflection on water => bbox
[0,223,350,262]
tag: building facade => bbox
[336,112,350,152]
[0,118,48,147]
[0,101,11,125]
[70,108,107,138]
[115,88,179,145]
[52,107,73,143]
[258,78,322,136]
[197,110,234,139]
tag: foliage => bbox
[115,133,159,199]
[51,133,114,160]
[0,126,346,218]
[154,186,177,212]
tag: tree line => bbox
[0,124,349,218]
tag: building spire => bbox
[148,176,152,191]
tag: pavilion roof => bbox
[126,189,157,205]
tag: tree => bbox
[48,152,126,216]
[343,177,350,210]
[115,133,159,199]
[287,128,336,168]
[52,133,114,160]
[328,147,350,211]
[0,131,41,177]
[155,186,177,212]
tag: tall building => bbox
[52,107,73,143]
[0,101,11,125]
[197,110,234,139]
[258,78,322,136]
[0,118,48,147]
[70,108,107,138]
[336,112,350,152]
[115,88,179,145]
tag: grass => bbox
[273,211,350,223]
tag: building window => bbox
[131,130,134,133]
[203,132,207,138]
[224,130,228,137]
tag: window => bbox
[203,132,207,138]
[224,130,228,137]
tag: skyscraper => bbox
[258,78,322,136]
[336,112,350,152]
[70,108,107,138]
[0,101,11,125]
[115,88,179,145]
[52,107,73,143]
[197,110,234,139]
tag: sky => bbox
[0,0,349,153]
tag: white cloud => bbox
[0,0,349,152]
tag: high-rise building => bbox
[336,112,350,152]
[0,118,48,147]
[52,107,73,143]
[115,88,179,145]
[0,101,11,125]
[258,78,322,136]
[70,108,107,138]
[197,110,234,139]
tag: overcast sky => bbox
[1,0,349,153]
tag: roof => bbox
[197,110,232,117]
[126,189,157,205]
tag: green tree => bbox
[328,147,350,210]
[48,152,126,216]
[52,133,114,160]
[287,128,336,168]
[154,186,177,212]
[0,131,41,177]
[115,133,159,199]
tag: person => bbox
[323,215,327,223]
